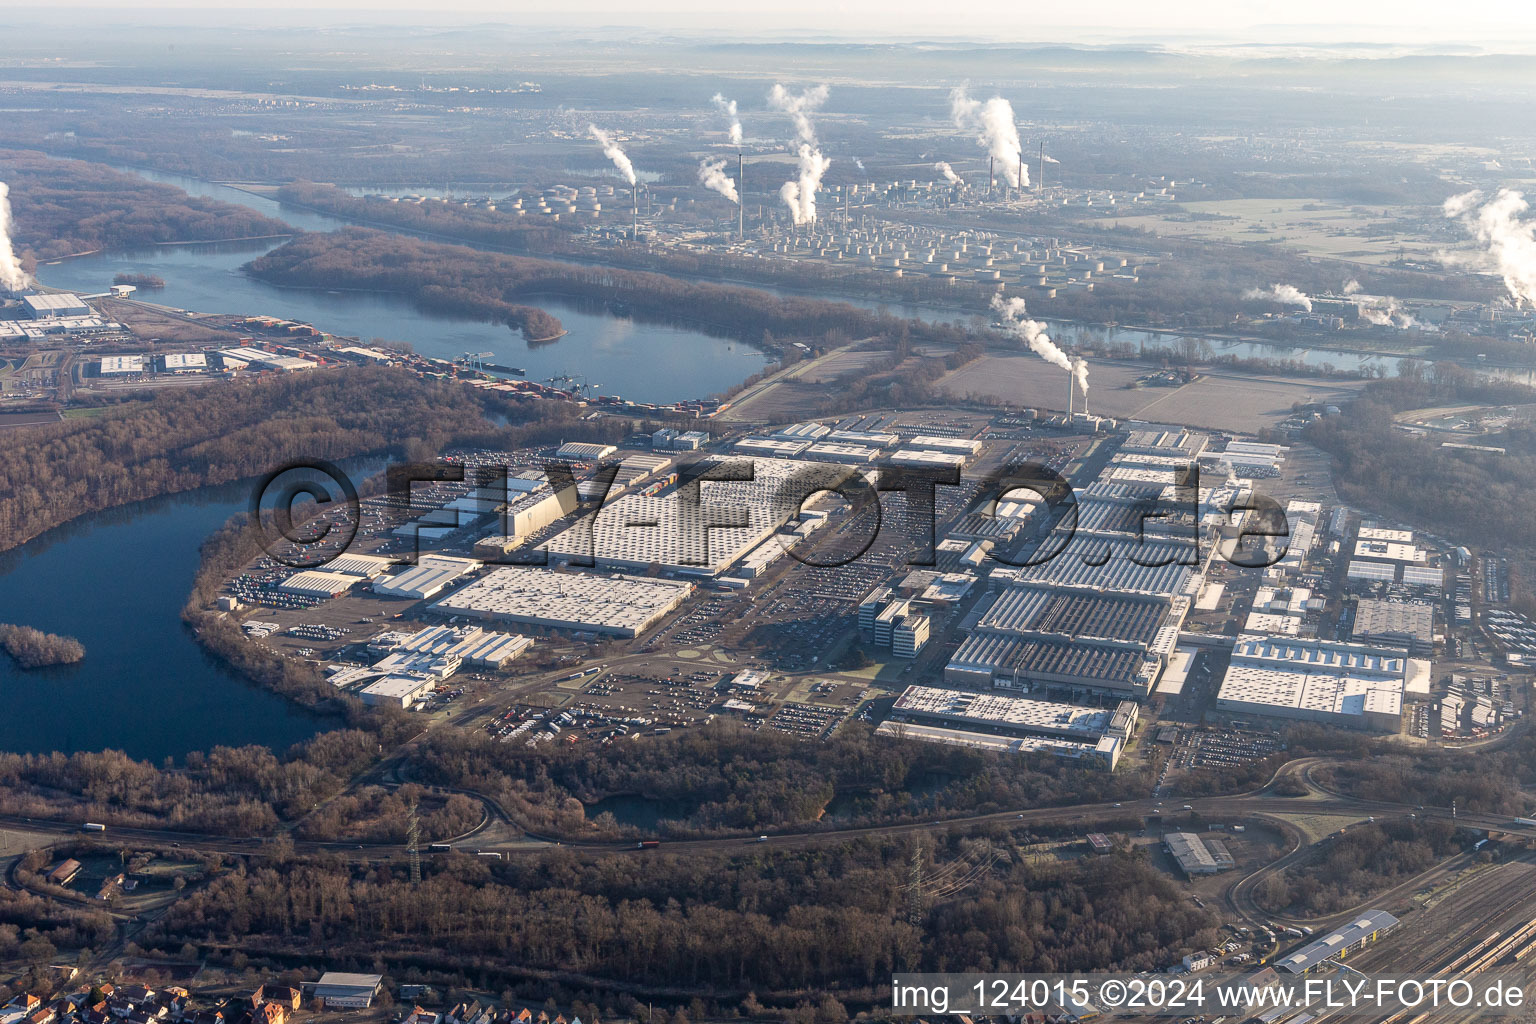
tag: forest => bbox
[0,623,85,669]
[140,835,1219,1014]
[243,228,982,355]
[0,151,291,264]
[1305,366,1536,553]
[1252,817,1467,917]
[0,366,512,556]
[410,720,1152,839]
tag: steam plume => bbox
[1244,284,1313,311]
[1444,188,1536,307]
[587,124,636,185]
[779,146,831,225]
[853,156,865,172]
[949,86,1027,188]
[1041,153,1060,165]
[711,93,743,147]
[0,182,30,294]
[1342,279,1363,295]
[768,84,831,225]
[991,294,1086,394]
[935,161,963,185]
[698,158,739,204]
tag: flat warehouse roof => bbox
[893,685,1111,738]
[432,566,692,636]
[977,584,1169,645]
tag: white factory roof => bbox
[772,421,832,440]
[904,434,982,455]
[162,352,207,370]
[432,566,693,636]
[827,429,898,446]
[278,570,361,596]
[555,441,617,460]
[735,436,811,458]
[1353,538,1427,564]
[373,558,478,599]
[361,676,437,703]
[1216,634,1408,724]
[1400,565,1445,589]
[893,685,1111,739]
[99,354,144,374]
[1347,560,1397,582]
[23,293,90,315]
[540,457,830,575]
[889,448,967,469]
[321,553,397,578]
[805,442,880,463]
[1358,526,1413,543]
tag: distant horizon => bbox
[4,2,1536,53]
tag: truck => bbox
[637,840,661,849]
[82,822,107,833]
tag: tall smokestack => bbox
[631,184,638,238]
[1067,369,1074,421]
[738,152,744,239]
[1038,141,1045,193]
[989,156,995,198]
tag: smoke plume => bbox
[991,294,1085,394]
[711,93,743,147]
[935,161,963,185]
[1244,284,1313,311]
[1342,279,1363,295]
[768,84,831,225]
[779,146,831,225]
[0,182,30,294]
[1041,153,1060,165]
[1444,188,1536,307]
[698,158,739,204]
[853,156,865,172]
[587,124,636,185]
[949,86,1027,188]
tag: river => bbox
[0,481,333,761]
[34,169,772,406]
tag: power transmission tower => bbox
[406,801,422,885]
[906,842,925,926]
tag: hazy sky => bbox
[17,0,1536,48]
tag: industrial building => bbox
[22,293,90,319]
[881,685,1131,768]
[1164,832,1235,876]
[1214,635,1427,732]
[360,676,438,709]
[217,347,317,372]
[1276,911,1398,973]
[278,570,363,598]
[735,436,811,459]
[372,555,481,599]
[945,583,1182,697]
[313,974,384,1009]
[539,456,824,576]
[98,355,144,375]
[1352,598,1435,654]
[161,352,208,372]
[555,441,617,461]
[432,566,692,637]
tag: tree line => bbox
[1,150,291,264]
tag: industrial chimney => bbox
[631,184,638,238]
[1066,370,1074,421]
[989,156,995,198]
[738,152,745,239]
[1038,141,1045,193]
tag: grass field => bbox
[1108,197,1442,266]
[940,355,1366,431]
